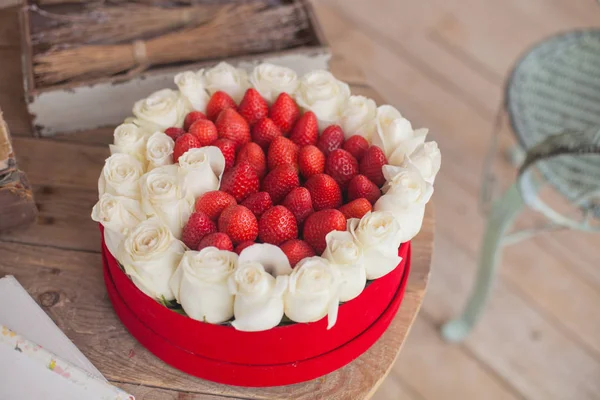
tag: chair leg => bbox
[505,144,526,167]
[441,184,524,342]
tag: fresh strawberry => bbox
[164,127,185,141]
[261,164,300,204]
[360,146,387,187]
[189,119,218,146]
[206,91,236,121]
[343,135,369,161]
[181,211,217,249]
[234,240,255,255]
[317,125,345,156]
[197,232,233,251]
[281,187,313,225]
[194,190,237,221]
[215,108,251,149]
[238,88,268,126]
[338,198,372,220]
[258,205,298,245]
[241,192,273,218]
[289,111,318,146]
[267,136,299,170]
[252,118,282,150]
[347,175,381,205]
[279,239,315,267]
[184,111,207,131]
[212,138,236,171]
[298,145,325,179]
[236,142,266,179]
[303,209,346,253]
[304,174,342,211]
[173,133,201,162]
[220,162,260,202]
[325,149,359,190]
[269,93,299,134]
[217,205,258,245]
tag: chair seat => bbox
[506,30,600,213]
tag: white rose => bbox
[374,162,433,243]
[226,244,291,331]
[109,123,151,163]
[139,165,195,238]
[145,132,174,170]
[202,62,250,103]
[91,193,146,257]
[175,70,210,112]
[228,267,287,332]
[406,141,441,184]
[177,147,225,198]
[373,105,427,163]
[284,256,341,329]
[295,70,350,131]
[323,230,366,302]
[348,211,402,279]
[339,95,377,140]
[131,89,186,132]
[98,153,144,200]
[250,63,299,103]
[119,218,186,301]
[169,248,237,323]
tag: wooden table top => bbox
[0,7,433,398]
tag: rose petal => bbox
[238,243,292,277]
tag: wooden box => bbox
[19,0,330,137]
[0,109,37,231]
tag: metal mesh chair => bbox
[441,30,600,342]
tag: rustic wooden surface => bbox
[0,110,37,232]
[0,5,433,399]
[312,1,600,400]
[4,0,599,398]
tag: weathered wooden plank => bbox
[12,136,108,190]
[371,375,421,400]
[321,0,502,117]
[0,184,99,251]
[393,317,521,400]
[0,6,20,48]
[416,0,600,79]
[0,48,32,137]
[315,4,600,400]
[426,231,600,400]
[114,384,230,400]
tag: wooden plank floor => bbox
[0,1,599,399]
[312,1,600,399]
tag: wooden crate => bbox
[19,1,330,136]
[0,109,37,231]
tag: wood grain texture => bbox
[314,1,600,399]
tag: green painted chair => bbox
[441,30,600,342]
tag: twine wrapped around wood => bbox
[33,2,311,85]
[30,3,223,47]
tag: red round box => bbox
[101,226,411,386]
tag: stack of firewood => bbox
[29,0,313,87]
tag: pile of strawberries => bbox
[167,88,388,267]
